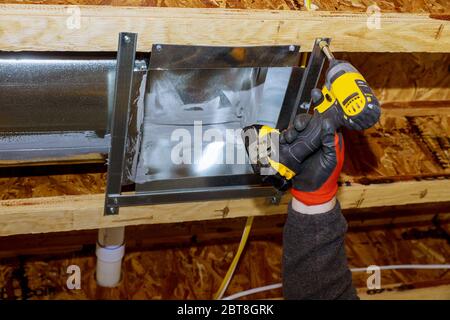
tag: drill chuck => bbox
[319,41,335,62]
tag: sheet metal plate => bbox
[0,52,116,134]
[135,45,298,188]
[149,45,300,69]
[0,52,147,160]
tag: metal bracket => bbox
[288,38,330,125]
[104,32,137,215]
[103,35,329,216]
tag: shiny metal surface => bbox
[135,46,296,186]
[0,132,111,159]
[149,44,299,69]
[291,38,330,122]
[276,67,305,130]
[0,52,147,160]
[105,33,138,215]
[114,182,276,206]
[0,52,116,134]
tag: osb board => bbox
[335,53,450,103]
[0,173,106,200]
[0,221,448,299]
[342,102,450,181]
[1,0,448,13]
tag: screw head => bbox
[156,44,162,51]
[289,45,296,52]
[123,35,131,43]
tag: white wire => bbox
[223,283,283,300]
[350,264,450,272]
[222,264,450,300]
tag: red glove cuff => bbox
[291,134,344,206]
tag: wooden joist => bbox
[0,179,449,237]
[0,4,448,52]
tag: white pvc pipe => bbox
[96,227,125,287]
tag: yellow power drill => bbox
[243,41,381,191]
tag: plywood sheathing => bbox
[1,0,448,13]
[343,103,450,180]
[0,220,448,299]
[0,173,106,200]
[335,53,450,103]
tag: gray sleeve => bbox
[282,200,358,300]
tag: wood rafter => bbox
[0,179,449,237]
[0,4,448,52]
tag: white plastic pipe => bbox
[96,227,125,287]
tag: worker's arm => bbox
[281,114,358,300]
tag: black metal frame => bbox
[104,33,329,215]
[104,33,137,215]
[289,38,330,124]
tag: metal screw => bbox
[289,45,296,52]
[109,207,116,214]
[300,102,310,111]
[156,44,162,51]
[113,198,118,205]
[319,41,334,61]
[123,35,131,43]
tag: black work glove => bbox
[280,113,344,205]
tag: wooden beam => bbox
[381,101,450,117]
[0,179,449,236]
[0,207,448,258]
[0,4,448,53]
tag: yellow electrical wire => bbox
[300,52,308,68]
[304,0,311,10]
[213,216,254,300]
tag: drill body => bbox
[316,60,380,130]
[243,48,381,191]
